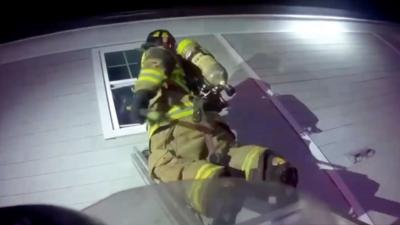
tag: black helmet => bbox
[144,29,176,50]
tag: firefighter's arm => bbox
[131,47,175,123]
[177,39,228,86]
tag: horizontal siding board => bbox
[237,40,394,59]
[273,74,400,107]
[0,134,148,165]
[0,86,97,112]
[254,56,400,81]
[253,64,400,86]
[0,48,147,212]
[271,69,400,97]
[225,33,379,52]
[0,49,91,70]
[0,122,103,148]
[0,146,134,180]
[0,162,137,196]
[246,47,398,71]
[314,92,400,128]
[311,102,400,147]
[0,175,141,208]
[0,103,99,138]
[317,116,400,154]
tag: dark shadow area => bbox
[0,205,104,225]
[224,78,349,213]
[224,77,400,223]
[277,95,322,134]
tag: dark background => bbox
[0,0,399,44]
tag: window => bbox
[92,43,146,138]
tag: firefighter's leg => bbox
[148,125,226,182]
[228,145,298,187]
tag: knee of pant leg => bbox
[264,153,298,187]
[148,150,174,178]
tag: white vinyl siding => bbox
[0,49,147,210]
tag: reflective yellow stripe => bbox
[191,163,223,212]
[168,105,182,114]
[195,164,214,179]
[140,72,165,81]
[183,101,193,107]
[138,76,162,85]
[242,148,263,179]
[168,100,193,111]
[169,109,193,120]
[141,68,166,78]
[140,73,165,82]
[195,163,223,179]
[177,39,195,55]
[148,123,160,137]
[147,101,193,137]
[203,166,223,179]
[190,181,206,213]
[168,107,193,120]
[241,150,253,171]
[191,182,202,212]
[167,100,194,120]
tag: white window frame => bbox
[92,42,146,139]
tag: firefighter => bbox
[131,29,298,187]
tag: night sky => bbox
[0,0,398,44]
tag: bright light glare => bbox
[288,21,348,41]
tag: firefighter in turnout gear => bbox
[131,29,298,187]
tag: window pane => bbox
[105,52,125,66]
[112,86,142,126]
[126,50,142,78]
[107,66,130,81]
[125,49,142,63]
[129,65,140,78]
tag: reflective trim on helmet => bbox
[161,32,170,39]
[152,31,160,37]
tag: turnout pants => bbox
[148,118,284,182]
